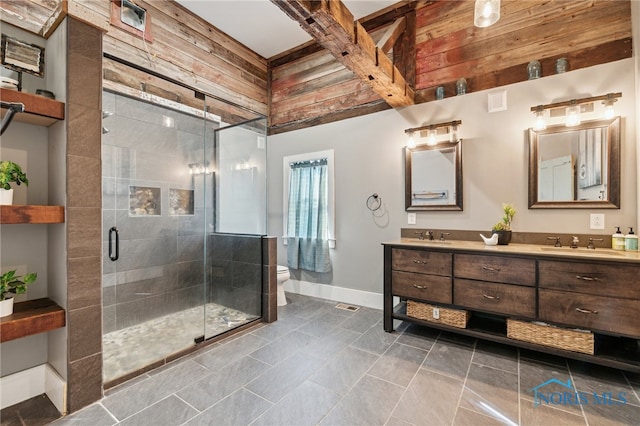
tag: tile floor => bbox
[47,293,640,425]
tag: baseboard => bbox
[283,280,383,310]
[0,364,66,413]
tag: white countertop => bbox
[383,238,640,263]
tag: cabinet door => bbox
[454,279,536,318]
[392,249,452,276]
[539,289,640,338]
[539,260,640,298]
[454,254,535,286]
[392,271,452,304]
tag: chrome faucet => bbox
[426,230,434,241]
[547,236,562,247]
[414,231,425,240]
[440,232,450,242]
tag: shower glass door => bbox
[204,115,267,340]
[102,90,208,382]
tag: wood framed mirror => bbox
[405,142,462,211]
[528,117,620,209]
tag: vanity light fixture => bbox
[474,0,500,28]
[404,120,462,148]
[188,162,210,175]
[530,92,621,129]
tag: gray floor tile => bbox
[368,343,428,387]
[250,330,315,365]
[580,396,640,426]
[297,312,348,338]
[177,356,270,411]
[184,389,272,426]
[520,397,587,426]
[452,407,505,426]
[309,346,379,396]
[250,380,340,426]
[350,321,398,355]
[569,362,635,405]
[385,417,414,426]
[192,333,269,372]
[339,308,383,333]
[290,299,330,319]
[459,364,519,425]
[250,314,307,341]
[246,351,325,403]
[472,340,518,374]
[392,369,463,426]
[101,360,209,420]
[118,395,197,426]
[50,403,116,426]
[395,323,439,351]
[301,328,362,360]
[422,339,474,380]
[320,374,405,426]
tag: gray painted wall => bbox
[267,58,638,296]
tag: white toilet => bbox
[276,265,290,306]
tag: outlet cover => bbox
[590,213,605,230]
[407,213,416,225]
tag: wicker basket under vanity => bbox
[406,300,470,328]
[507,319,594,355]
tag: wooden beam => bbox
[377,17,406,54]
[271,0,414,108]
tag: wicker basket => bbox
[406,300,469,328]
[507,319,594,355]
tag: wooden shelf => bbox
[0,298,65,342]
[0,88,65,126]
[0,205,65,224]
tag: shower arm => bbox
[1,101,25,136]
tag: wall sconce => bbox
[188,162,211,175]
[530,92,621,129]
[404,120,462,148]
[474,0,500,28]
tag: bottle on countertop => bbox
[612,227,625,251]
[625,227,638,251]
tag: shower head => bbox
[102,127,111,134]
[102,111,114,119]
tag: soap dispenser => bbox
[625,227,638,251]
[612,227,625,250]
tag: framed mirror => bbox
[405,142,462,211]
[1,34,45,77]
[528,117,620,209]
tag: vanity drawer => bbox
[539,289,640,338]
[454,279,536,318]
[392,271,452,304]
[539,260,640,298]
[454,254,535,286]
[392,249,452,276]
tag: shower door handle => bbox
[109,226,119,261]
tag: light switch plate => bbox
[590,213,605,230]
[407,213,416,225]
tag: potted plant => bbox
[491,203,516,245]
[0,270,37,317]
[0,160,29,205]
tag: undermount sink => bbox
[539,246,624,256]
[414,239,452,245]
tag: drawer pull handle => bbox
[412,284,428,290]
[483,294,500,300]
[482,266,501,272]
[576,307,598,314]
[575,275,599,281]
[412,260,428,264]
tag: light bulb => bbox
[565,104,581,127]
[407,132,416,149]
[450,124,459,142]
[482,2,492,18]
[533,108,546,130]
[474,0,500,27]
[427,129,437,146]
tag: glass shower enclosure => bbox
[102,86,266,383]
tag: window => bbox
[283,150,335,272]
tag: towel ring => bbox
[366,193,382,211]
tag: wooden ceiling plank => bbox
[377,17,406,54]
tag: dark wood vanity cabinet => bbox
[383,243,640,372]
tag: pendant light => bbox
[474,0,500,28]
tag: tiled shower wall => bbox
[101,92,211,332]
